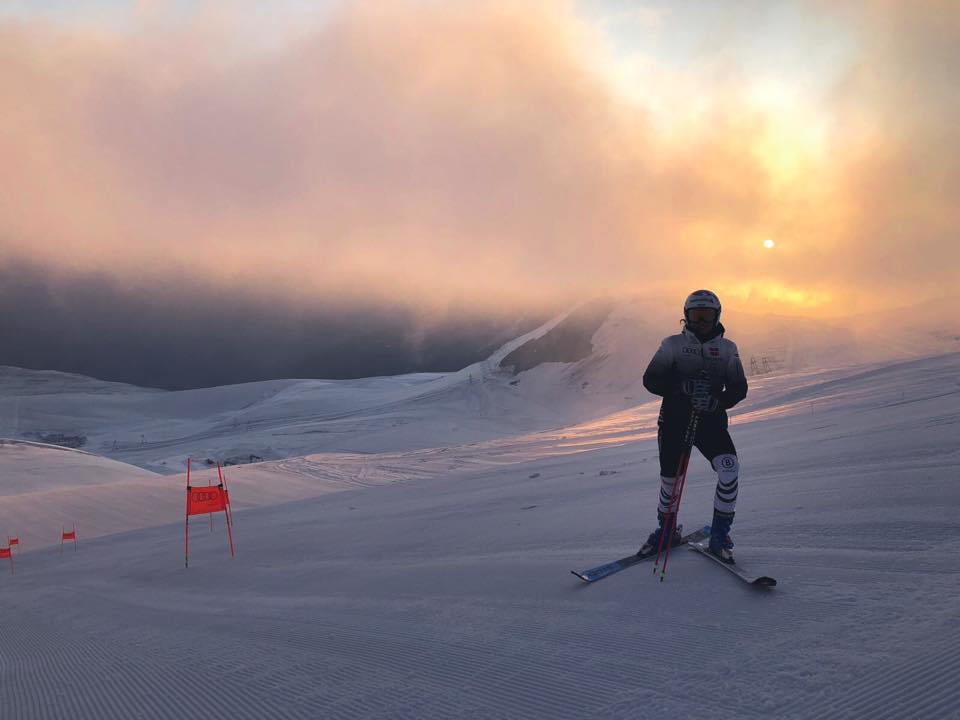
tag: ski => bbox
[572,527,710,583]
[687,528,777,587]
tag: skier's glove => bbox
[682,378,720,413]
[691,393,720,413]
[681,378,710,397]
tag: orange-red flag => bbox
[62,530,77,541]
[0,548,11,559]
[7,536,18,548]
[186,486,228,516]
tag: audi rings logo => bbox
[192,491,220,503]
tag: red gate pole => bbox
[225,506,235,558]
[217,463,235,557]
[217,463,235,528]
[60,526,64,556]
[185,458,191,568]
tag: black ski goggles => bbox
[687,308,718,323]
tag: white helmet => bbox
[683,289,721,323]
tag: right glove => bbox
[682,378,720,413]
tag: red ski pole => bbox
[653,409,700,577]
[653,442,690,572]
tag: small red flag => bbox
[186,486,229,517]
[0,546,13,574]
[62,530,77,541]
[7,536,18,547]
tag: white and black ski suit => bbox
[642,323,748,519]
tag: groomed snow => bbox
[1,351,958,718]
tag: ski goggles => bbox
[687,308,718,323]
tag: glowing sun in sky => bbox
[763,239,776,249]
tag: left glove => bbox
[683,377,719,412]
[691,392,719,413]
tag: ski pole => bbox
[659,426,697,580]
[655,411,700,578]
[653,447,686,572]
[653,408,700,574]
[659,411,700,581]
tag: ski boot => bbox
[638,513,682,556]
[709,509,735,564]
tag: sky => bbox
[1,0,958,385]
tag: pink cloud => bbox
[1,0,956,318]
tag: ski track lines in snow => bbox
[8,528,954,720]
[0,572,780,719]
[0,604,329,720]
[792,639,960,720]
[5,504,957,720]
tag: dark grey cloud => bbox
[0,260,548,389]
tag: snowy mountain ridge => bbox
[2,294,957,481]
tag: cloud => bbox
[0,0,957,322]
[0,258,546,389]
[818,0,960,300]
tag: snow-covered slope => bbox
[4,295,957,480]
[0,440,157,496]
[0,310,593,474]
[1,352,958,718]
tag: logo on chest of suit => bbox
[709,347,720,357]
[682,346,700,356]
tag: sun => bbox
[763,239,776,249]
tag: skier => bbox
[639,290,748,563]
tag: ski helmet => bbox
[683,289,721,325]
